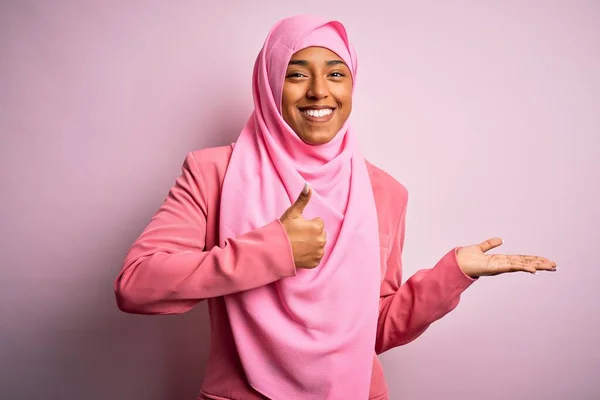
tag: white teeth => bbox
[302,108,333,118]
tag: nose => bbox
[306,76,328,99]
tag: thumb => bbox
[287,183,312,217]
[478,237,503,253]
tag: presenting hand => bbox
[457,238,557,278]
[279,184,326,269]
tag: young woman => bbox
[114,15,556,400]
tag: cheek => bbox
[281,91,295,123]
[281,90,291,112]
[344,96,352,114]
[336,86,353,118]
[282,83,304,105]
[333,82,352,102]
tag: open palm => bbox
[457,238,557,278]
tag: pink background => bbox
[2,1,598,399]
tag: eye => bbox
[329,72,346,78]
[286,72,308,79]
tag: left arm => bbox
[375,198,477,355]
[374,190,557,354]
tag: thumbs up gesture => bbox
[279,184,326,269]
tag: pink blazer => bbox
[114,144,476,400]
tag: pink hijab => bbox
[219,15,380,399]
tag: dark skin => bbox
[281,46,353,146]
[279,46,557,276]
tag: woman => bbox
[114,15,556,400]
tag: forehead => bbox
[289,46,344,62]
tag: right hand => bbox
[279,184,326,269]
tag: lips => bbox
[298,106,337,122]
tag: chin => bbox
[300,133,336,146]
[297,126,338,145]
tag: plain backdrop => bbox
[1,1,599,399]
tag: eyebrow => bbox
[288,59,347,67]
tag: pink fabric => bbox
[114,144,478,399]
[219,15,381,400]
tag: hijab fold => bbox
[219,15,381,399]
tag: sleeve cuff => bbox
[436,247,478,288]
[260,219,297,279]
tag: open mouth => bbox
[298,106,336,122]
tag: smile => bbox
[299,107,335,122]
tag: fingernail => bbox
[303,183,309,195]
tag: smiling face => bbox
[281,46,353,145]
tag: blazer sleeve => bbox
[114,152,296,315]
[375,195,477,354]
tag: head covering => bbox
[219,15,380,399]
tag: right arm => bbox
[114,153,296,315]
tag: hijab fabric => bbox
[219,15,380,400]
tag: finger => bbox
[478,238,503,253]
[506,255,556,271]
[491,255,555,274]
[288,183,312,216]
[318,231,327,247]
[490,258,536,274]
[532,258,557,271]
[536,256,557,269]
[312,217,325,232]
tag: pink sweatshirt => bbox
[114,144,476,400]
